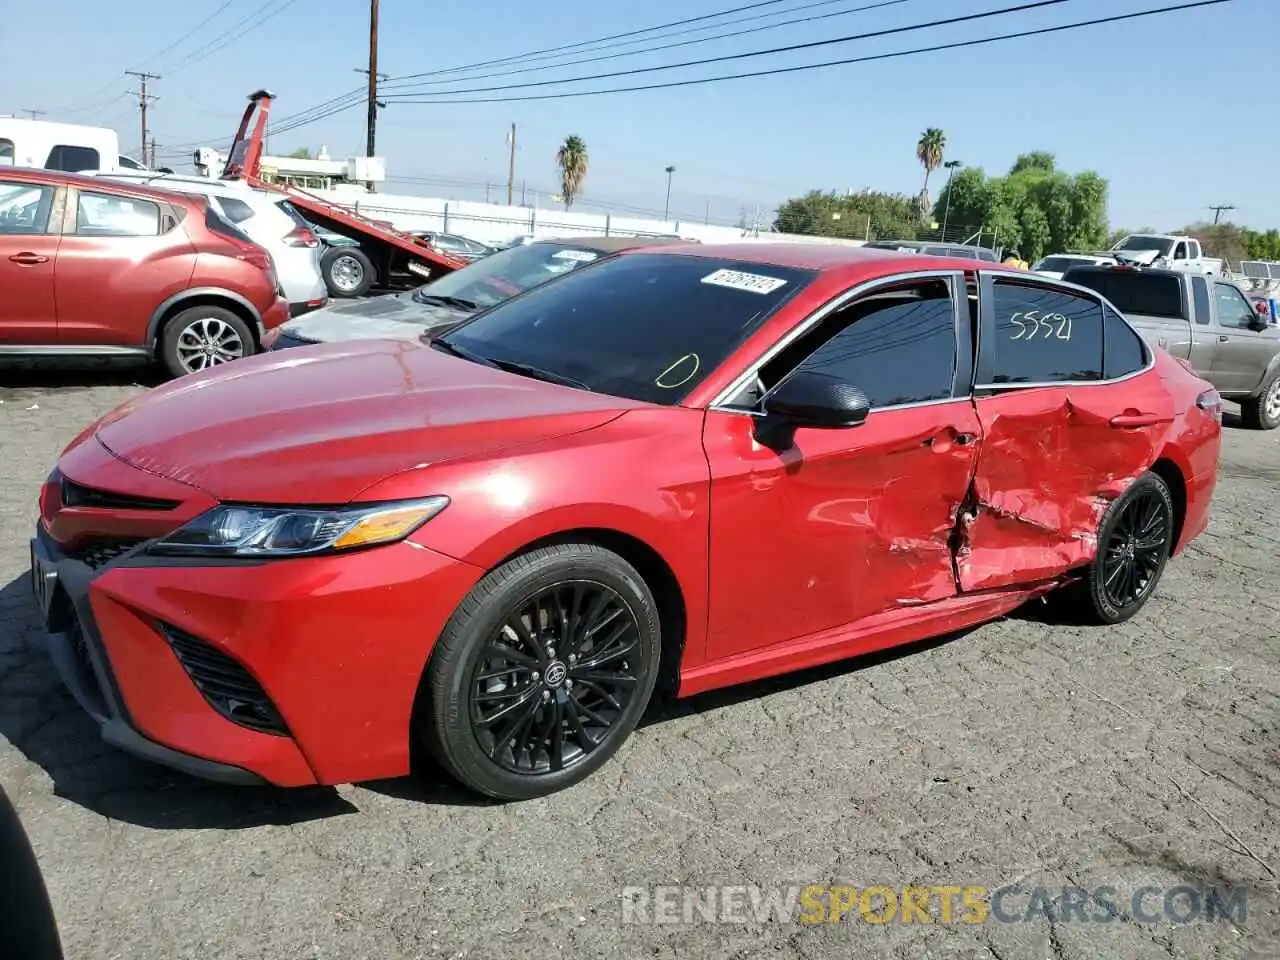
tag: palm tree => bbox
[555,135,589,210]
[915,128,946,210]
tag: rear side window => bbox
[75,191,160,236]
[45,145,101,172]
[1191,275,1211,325]
[1102,305,1148,379]
[218,197,255,223]
[275,200,312,228]
[1065,270,1185,320]
[988,281,1103,384]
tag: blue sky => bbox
[3,0,1274,230]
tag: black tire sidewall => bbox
[427,545,661,800]
[1087,472,1174,624]
[1244,370,1280,430]
[321,247,374,298]
[159,306,254,378]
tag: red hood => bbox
[91,339,642,503]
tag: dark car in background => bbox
[263,235,695,350]
[863,240,999,262]
[414,231,496,262]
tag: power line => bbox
[143,0,239,65]
[384,0,1235,107]
[381,0,916,95]
[383,0,1081,101]
[163,0,300,73]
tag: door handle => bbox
[1218,335,1230,342]
[1109,412,1159,428]
[8,252,49,265]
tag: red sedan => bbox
[31,244,1222,800]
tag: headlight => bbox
[148,497,449,558]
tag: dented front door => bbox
[956,272,1172,592]
[703,399,981,661]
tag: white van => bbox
[0,117,144,173]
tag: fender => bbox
[1245,348,1280,399]
[145,287,265,346]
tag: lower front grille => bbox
[161,625,290,736]
[72,540,143,569]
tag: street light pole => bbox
[940,159,963,241]
[664,165,675,221]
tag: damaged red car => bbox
[31,244,1221,800]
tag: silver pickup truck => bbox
[1063,264,1280,430]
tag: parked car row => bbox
[27,241,1228,802]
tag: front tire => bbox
[424,544,661,800]
[1240,368,1280,430]
[1072,471,1175,625]
[159,305,254,378]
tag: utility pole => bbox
[21,108,45,120]
[664,166,675,221]
[1208,204,1235,225]
[125,71,161,162]
[507,123,517,205]
[941,159,963,241]
[148,136,157,168]
[365,0,380,192]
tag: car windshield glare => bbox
[439,253,814,405]
[1116,235,1175,256]
[412,242,611,309]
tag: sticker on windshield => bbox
[700,269,787,295]
[551,249,600,263]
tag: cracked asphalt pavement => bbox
[1,360,1278,960]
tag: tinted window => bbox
[276,200,312,228]
[0,139,13,165]
[988,281,1103,384]
[1191,275,1211,325]
[441,253,813,405]
[75,191,160,236]
[792,285,957,408]
[1173,242,1188,259]
[0,182,55,235]
[976,248,998,262]
[1064,270,1186,320]
[44,145,101,172]
[1102,305,1147,379]
[1214,282,1255,330]
[1037,256,1093,272]
[219,197,255,223]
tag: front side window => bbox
[987,280,1103,384]
[75,191,160,236]
[0,139,13,166]
[44,144,101,172]
[0,182,55,235]
[780,280,958,408]
[1214,282,1256,330]
[440,253,813,405]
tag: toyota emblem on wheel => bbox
[543,660,568,686]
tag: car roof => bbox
[614,240,1019,277]
[533,235,696,252]
[2,165,210,206]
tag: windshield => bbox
[412,242,615,310]
[439,252,814,405]
[1037,256,1093,272]
[1115,235,1175,256]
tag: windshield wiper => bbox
[487,358,591,391]
[426,336,498,367]
[413,292,478,310]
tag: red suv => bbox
[0,168,288,377]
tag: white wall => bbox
[310,188,867,248]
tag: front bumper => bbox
[30,517,485,787]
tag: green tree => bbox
[774,189,918,241]
[932,154,1108,261]
[555,135,589,210]
[286,147,313,159]
[1180,222,1250,265]
[915,128,946,216]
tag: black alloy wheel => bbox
[469,581,641,775]
[424,543,661,800]
[1074,471,1175,625]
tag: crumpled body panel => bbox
[956,380,1172,592]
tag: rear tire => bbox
[321,246,374,298]
[423,543,661,801]
[1240,368,1280,430]
[159,305,254,378]
[1067,471,1175,625]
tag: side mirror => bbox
[1248,313,1270,332]
[755,369,870,450]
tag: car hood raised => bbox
[282,290,471,344]
[92,339,643,503]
